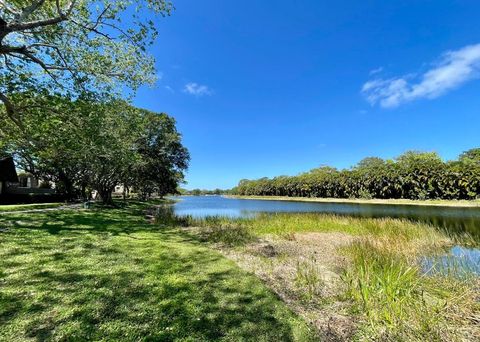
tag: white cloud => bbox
[362,43,480,108]
[164,85,174,93]
[183,82,214,97]
[369,67,384,75]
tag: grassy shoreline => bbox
[228,195,480,208]
[181,212,480,341]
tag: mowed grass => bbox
[0,206,316,341]
[0,203,64,212]
[184,213,480,341]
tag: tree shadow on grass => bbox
[1,209,203,242]
[0,209,316,341]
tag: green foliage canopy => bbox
[0,0,172,126]
[1,94,189,203]
[233,150,480,200]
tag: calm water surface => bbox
[421,246,480,277]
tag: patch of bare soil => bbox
[207,231,358,341]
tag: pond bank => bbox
[228,195,480,208]
[177,212,480,341]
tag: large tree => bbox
[0,0,172,128]
[1,94,189,203]
[133,110,190,200]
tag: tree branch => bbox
[8,0,77,32]
[17,0,47,23]
[0,92,25,130]
[0,1,20,15]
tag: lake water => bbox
[170,195,480,275]
[421,246,480,277]
[171,195,480,237]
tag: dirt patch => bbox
[204,231,358,341]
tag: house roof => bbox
[0,157,19,182]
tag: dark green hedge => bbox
[233,149,480,200]
[0,193,66,205]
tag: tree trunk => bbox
[99,187,114,205]
[58,170,76,201]
[81,183,89,201]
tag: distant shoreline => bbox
[226,195,480,208]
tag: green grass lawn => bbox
[0,205,315,341]
[0,203,64,212]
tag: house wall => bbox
[18,175,39,188]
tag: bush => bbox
[0,193,66,205]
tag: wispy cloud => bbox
[164,85,174,93]
[362,43,480,108]
[183,82,214,97]
[369,67,384,75]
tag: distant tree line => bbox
[180,188,230,196]
[232,150,480,200]
[1,94,189,204]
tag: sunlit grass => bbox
[0,203,64,212]
[0,205,316,341]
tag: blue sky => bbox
[133,0,480,190]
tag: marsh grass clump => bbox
[294,257,325,302]
[184,216,256,246]
[342,239,480,341]
[200,224,255,246]
[154,211,255,245]
[186,213,456,245]
[154,205,191,227]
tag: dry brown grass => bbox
[190,230,357,341]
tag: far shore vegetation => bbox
[232,149,480,202]
[230,195,480,207]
